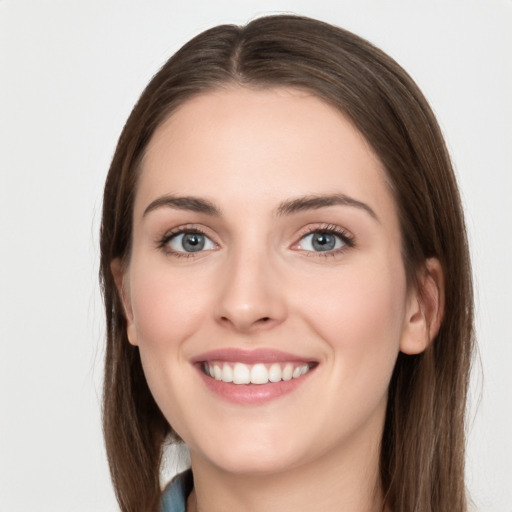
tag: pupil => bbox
[312,233,335,251]
[183,233,205,252]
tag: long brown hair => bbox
[100,15,473,512]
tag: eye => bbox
[294,227,354,254]
[165,231,216,253]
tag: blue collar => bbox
[161,470,193,512]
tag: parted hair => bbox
[100,14,474,512]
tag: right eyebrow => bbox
[142,195,220,217]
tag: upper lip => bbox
[192,348,316,364]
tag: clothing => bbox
[161,470,193,512]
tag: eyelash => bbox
[157,225,215,259]
[294,224,355,257]
[156,223,355,258]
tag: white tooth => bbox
[251,364,269,384]
[300,364,309,375]
[292,366,302,379]
[268,363,282,382]
[282,363,293,381]
[213,364,222,380]
[221,363,233,383]
[205,363,214,378]
[233,362,251,384]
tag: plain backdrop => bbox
[0,1,511,511]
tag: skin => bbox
[113,87,443,512]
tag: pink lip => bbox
[192,348,318,405]
[192,348,314,364]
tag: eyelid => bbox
[157,224,220,256]
[155,222,354,258]
[291,223,355,254]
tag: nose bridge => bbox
[215,239,286,332]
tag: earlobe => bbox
[400,258,445,355]
[110,258,139,346]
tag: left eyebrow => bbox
[275,194,378,221]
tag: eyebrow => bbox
[142,193,378,221]
[276,194,378,221]
[143,195,220,217]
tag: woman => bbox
[100,15,474,512]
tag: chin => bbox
[205,452,301,477]
[189,431,306,477]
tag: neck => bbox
[187,430,387,512]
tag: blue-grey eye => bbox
[299,232,344,252]
[168,232,215,253]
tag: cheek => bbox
[298,255,407,378]
[126,259,214,432]
[128,259,213,351]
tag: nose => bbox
[214,249,287,333]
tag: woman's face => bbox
[117,87,425,476]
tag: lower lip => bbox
[196,366,315,405]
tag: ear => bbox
[110,258,139,346]
[400,257,445,355]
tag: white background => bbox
[0,1,511,511]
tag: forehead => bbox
[136,86,394,220]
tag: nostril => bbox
[218,314,274,330]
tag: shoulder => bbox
[160,470,194,512]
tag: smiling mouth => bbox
[202,361,316,385]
